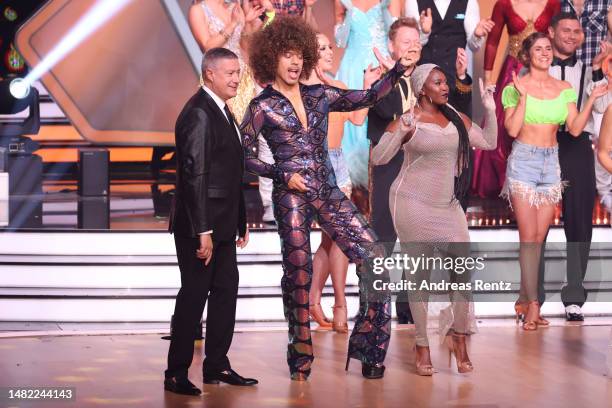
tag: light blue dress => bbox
[335,0,395,188]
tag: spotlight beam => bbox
[22,0,134,89]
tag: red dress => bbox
[471,0,560,198]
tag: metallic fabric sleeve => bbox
[240,101,290,185]
[325,61,407,112]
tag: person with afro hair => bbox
[240,15,418,381]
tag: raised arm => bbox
[188,3,240,52]
[465,0,492,52]
[503,75,527,138]
[566,83,608,137]
[326,61,407,112]
[303,0,319,29]
[465,80,498,150]
[240,101,289,184]
[371,112,415,166]
[484,0,505,86]
[371,121,407,166]
[175,108,211,234]
[334,0,350,48]
[597,106,612,173]
[450,48,473,116]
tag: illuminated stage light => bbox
[21,0,134,89]
[8,78,30,100]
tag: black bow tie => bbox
[552,55,578,67]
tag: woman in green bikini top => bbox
[499,32,607,332]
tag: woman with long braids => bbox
[502,32,607,331]
[371,64,497,376]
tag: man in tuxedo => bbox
[165,47,257,395]
[368,18,473,323]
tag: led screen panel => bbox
[15,0,198,145]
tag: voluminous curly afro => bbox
[248,15,318,85]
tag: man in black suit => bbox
[165,47,257,395]
[368,18,473,323]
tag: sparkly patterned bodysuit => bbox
[240,63,407,377]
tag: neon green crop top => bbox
[502,86,578,125]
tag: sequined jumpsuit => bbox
[240,62,407,377]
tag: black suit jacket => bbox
[169,88,246,242]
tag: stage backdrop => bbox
[15,0,506,145]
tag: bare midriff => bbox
[516,124,559,147]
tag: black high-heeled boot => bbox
[345,356,385,379]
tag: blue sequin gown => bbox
[335,0,395,187]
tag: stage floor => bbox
[1,321,611,407]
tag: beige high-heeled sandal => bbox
[332,304,348,333]
[414,345,435,376]
[309,303,332,330]
[447,333,474,373]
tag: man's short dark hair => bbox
[201,47,239,73]
[551,12,580,29]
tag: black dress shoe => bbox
[361,363,385,379]
[203,368,258,386]
[164,377,201,396]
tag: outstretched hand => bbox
[456,47,468,79]
[474,18,495,39]
[373,47,395,71]
[399,106,419,143]
[363,63,382,88]
[590,83,609,99]
[315,66,333,86]
[511,71,526,97]
[479,78,495,111]
[419,8,432,34]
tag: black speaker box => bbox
[9,196,42,229]
[7,154,42,195]
[78,149,109,196]
[78,196,110,229]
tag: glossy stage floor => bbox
[1,320,612,408]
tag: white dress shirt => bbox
[404,0,485,51]
[201,85,242,143]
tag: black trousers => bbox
[538,132,595,307]
[165,235,239,379]
[370,153,413,322]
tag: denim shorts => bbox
[501,140,565,208]
[329,148,352,194]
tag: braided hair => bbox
[440,104,470,203]
[413,66,471,203]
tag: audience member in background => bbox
[472,0,560,199]
[334,0,401,209]
[560,1,612,216]
[404,0,494,111]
